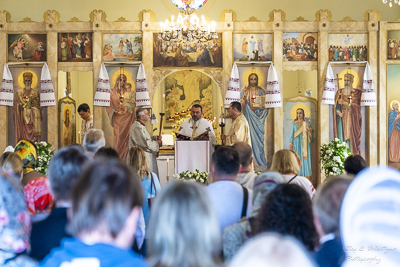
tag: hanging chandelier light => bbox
[159,0,218,45]
[382,0,400,7]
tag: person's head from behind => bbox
[14,140,38,173]
[344,154,367,176]
[211,146,240,180]
[251,172,283,216]
[0,152,23,180]
[94,147,120,161]
[232,142,253,170]
[68,159,143,248]
[83,129,105,154]
[0,173,31,258]
[147,181,221,267]
[77,103,91,120]
[126,146,149,180]
[313,176,351,238]
[270,149,300,175]
[340,167,400,266]
[229,233,316,267]
[253,183,318,251]
[48,146,90,203]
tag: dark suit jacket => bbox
[29,207,71,261]
[314,236,344,267]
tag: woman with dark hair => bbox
[252,183,319,252]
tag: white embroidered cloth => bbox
[40,63,56,107]
[265,63,282,108]
[94,63,111,106]
[136,63,151,107]
[225,63,241,107]
[0,65,13,106]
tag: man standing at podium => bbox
[177,104,216,146]
[221,101,251,147]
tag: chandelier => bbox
[159,0,218,45]
[382,0,400,7]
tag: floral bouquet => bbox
[320,138,352,177]
[173,169,208,184]
[34,141,55,175]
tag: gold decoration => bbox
[69,17,80,22]
[390,100,400,110]
[220,9,237,22]
[296,16,307,21]
[269,9,286,22]
[291,104,311,120]
[21,17,32,22]
[43,10,60,23]
[89,10,107,22]
[315,9,332,22]
[138,10,156,22]
[116,17,129,22]
[246,16,260,22]
[397,18,400,22]
[341,16,355,22]
[1,10,11,23]
[364,9,381,22]
[203,69,223,89]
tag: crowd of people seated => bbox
[0,131,399,267]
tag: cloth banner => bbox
[321,62,377,106]
[225,63,240,107]
[40,63,56,107]
[136,63,151,107]
[94,63,111,106]
[361,63,377,106]
[265,63,282,108]
[0,65,13,106]
[321,64,335,105]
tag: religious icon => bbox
[164,70,213,120]
[103,66,138,159]
[387,31,400,60]
[283,32,318,61]
[11,68,43,144]
[59,72,76,147]
[103,33,142,62]
[238,65,273,167]
[330,66,366,157]
[7,34,47,62]
[388,100,400,163]
[58,33,92,62]
[283,96,317,182]
[233,33,272,61]
[153,33,222,67]
[328,34,367,62]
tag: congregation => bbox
[0,110,399,266]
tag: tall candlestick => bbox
[166,158,170,182]
[162,93,165,112]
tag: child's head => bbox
[125,83,132,91]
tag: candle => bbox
[166,158,169,178]
[252,95,256,99]
[220,105,223,116]
[78,131,81,144]
[162,93,165,112]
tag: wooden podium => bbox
[175,140,211,174]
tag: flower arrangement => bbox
[173,169,208,184]
[320,138,352,177]
[34,141,55,175]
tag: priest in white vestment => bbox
[177,104,216,146]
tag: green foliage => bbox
[34,141,55,175]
